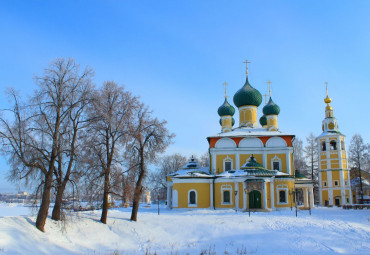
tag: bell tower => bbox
[317,83,352,206]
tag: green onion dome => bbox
[263,98,280,115]
[219,118,235,126]
[241,155,264,170]
[217,98,235,116]
[259,115,267,126]
[233,77,262,107]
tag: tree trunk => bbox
[100,170,110,224]
[35,172,53,232]
[358,167,364,204]
[51,183,66,221]
[131,149,145,222]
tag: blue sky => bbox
[0,1,369,192]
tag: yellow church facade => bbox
[167,63,314,211]
[317,85,352,206]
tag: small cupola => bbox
[218,82,235,132]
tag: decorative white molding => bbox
[266,137,287,147]
[215,138,237,148]
[239,138,264,148]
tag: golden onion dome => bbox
[324,95,332,104]
[326,105,333,111]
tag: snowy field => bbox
[0,203,369,255]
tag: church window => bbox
[279,190,286,203]
[225,161,232,171]
[276,184,288,204]
[334,180,339,187]
[188,190,197,207]
[223,156,233,172]
[321,142,326,151]
[345,181,348,186]
[330,140,337,150]
[271,155,281,171]
[221,185,233,205]
[341,140,345,150]
[323,181,327,187]
[223,190,231,204]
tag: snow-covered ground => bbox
[0,203,369,255]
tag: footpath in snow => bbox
[0,203,369,255]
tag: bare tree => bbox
[149,153,187,200]
[85,81,137,224]
[129,104,174,221]
[200,152,210,167]
[293,137,307,173]
[304,133,319,181]
[0,59,93,232]
[349,134,369,204]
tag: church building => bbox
[166,62,314,211]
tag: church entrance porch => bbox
[249,190,261,209]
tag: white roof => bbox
[208,127,294,138]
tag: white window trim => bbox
[276,184,288,205]
[188,189,197,207]
[323,181,327,187]
[333,180,339,187]
[271,155,282,171]
[223,156,233,172]
[221,185,233,205]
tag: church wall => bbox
[321,161,327,170]
[322,190,329,204]
[173,182,210,208]
[332,171,340,186]
[267,153,287,172]
[331,160,340,169]
[343,170,348,181]
[267,182,271,208]
[216,154,236,173]
[321,171,327,182]
[333,189,342,203]
[214,182,235,208]
[239,182,244,209]
[274,179,295,208]
[290,153,294,175]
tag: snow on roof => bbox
[170,167,211,178]
[207,127,294,138]
[351,177,370,186]
[317,131,344,138]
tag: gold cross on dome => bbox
[325,81,328,96]
[242,59,251,75]
[223,81,229,98]
[266,80,272,97]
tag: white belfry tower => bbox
[317,83,352,206]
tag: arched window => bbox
[279,190,286,203]
[188,190,197,207]
[341,140,345,151]
[223,190,230,204]
[321,141,326,151]
[330,140,337,150]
